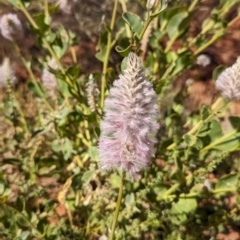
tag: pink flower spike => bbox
[98,52,160,180]
[215,57,240,101]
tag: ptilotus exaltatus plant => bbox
[98,52,160,180]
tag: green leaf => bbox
[198,120,222,141]
[0,182,5,195]
[216,173,238,189]
[120,56,128,73]
[81,170,95,185]
[184,134,197,147]
[15,213,31,227]
[7,0,20,8]
[208,120,222,142]
[150,0,168,18]
[52,138,73,160]
[34,13,50,34]
[213,133,240,151]
[122,12,144,37]
[96,30,108,62]
[52,34,68,59]
[212,65,226,81]
[109,173,121,189]
[170,198,197,225]
[0,196,7,204]
[115,37,132,55]
[18,231,31,240]
[200,105,210,121]
[88,147,99,161]
[172,50,193,75]
[165,7,188,38]
[66,66,81,81]
[27,81,45,98]
[229,116,240,131]
[125,193,135,206]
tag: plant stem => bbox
[120,0,131,39]
[157,182,180,201]
[200,129,237,152]
[167,97,227,150]
[138,17,152,41]
[100,0,118,109]
[109,174,124,240]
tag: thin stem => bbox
[138,17,152,41]
[162,187,237,200]
[109,174,124,240]
[200,129,237,152]
[43,0,50,24]
[157,182,180,201]
[100,0,118,109]
[120,0,131,39]
[167,97,228,150]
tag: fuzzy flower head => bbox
[0,13,23,41]
[98,52,160,180]
[0,58,17,87]
[42,59,58,96]
[215,57,240,100]
[196,54,211,67]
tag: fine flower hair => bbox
[98,52,160,180]
[215,57,240,100]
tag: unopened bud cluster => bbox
[98,52,160,180]
[86,74,99,112]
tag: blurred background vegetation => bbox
[1,0,240,239]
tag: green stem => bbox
[120,0,131,39]
[43,0,50,24]
[157,182,180,201]
[163,187,237,200]
[167,97,228,150]
[100,0,118,109]
[138,17,152,41]
[109,174,124,240]
[200,129,237,152]
[194,31,225,56]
